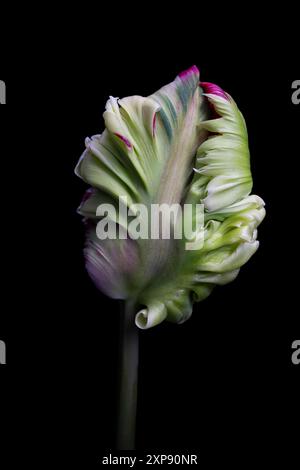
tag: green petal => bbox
[195,93,253,211]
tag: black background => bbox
[0,15,299,467]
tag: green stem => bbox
[116,300,139,450]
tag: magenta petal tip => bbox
[178,65,200,80]
[200,82,229,101]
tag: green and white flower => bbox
[75,66,265,329]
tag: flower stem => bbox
[116,300,139,450]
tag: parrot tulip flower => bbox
[75,66,265,449]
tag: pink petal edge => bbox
[178,65,199,79]
[114,133,132,149]
[200,82,229,101]
[152,113,157,137]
